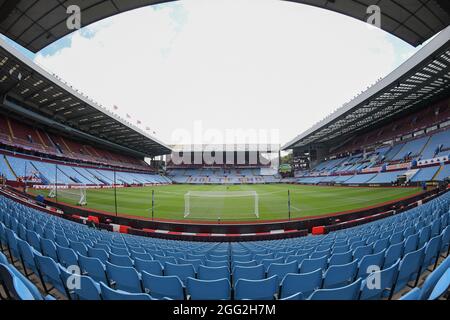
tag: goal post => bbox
[184,191,259,219]
[48,185,87,206]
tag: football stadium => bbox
[0,0,449,307]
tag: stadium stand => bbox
[0,152,170,187]
[0,188,449,300]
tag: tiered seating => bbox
[0,116,151,172]
[392,137,429,161]
[168,168,280,184]
[1,190,448,300]
[333,98,449,156]
[0,153,170,186]
[410,167,440,183]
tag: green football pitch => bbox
[30,184,421,222]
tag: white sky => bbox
[34,0,420,147]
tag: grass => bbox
[29,184,421,222]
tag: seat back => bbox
[186,277,231,300]
[164,262,196,285]
[309,278,362,300]
[141,272,184,300]
[197,265,230,281]
[105,261,142,293]
[235,275,278,300]
[232,264,265,287]
[134,258,163,276]
[280,268,322,299]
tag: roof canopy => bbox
[0,37,171,157]
[283,25,450,150]
[0,0,449,53]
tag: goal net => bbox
[48,185,87,206]
[184,191,259,220]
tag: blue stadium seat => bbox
[373,238,389,254]
[419,225,432,248]
[141,272,184,300]
[253,253,273,263]
[232,254,253,263]
[205,260,229,268]
[88,247,109,264]
[280,292,304,300]
[299,256,328,273]
[34,254,69,298]
[16,238,39,276]
[232,260,257,269]
[414,256,450,300]
[109,253,134,268]
[328,250,353,266]
[56,244,78,268]
[285,253,309,267]
[130,251,152,261]
[110,246,129,256]
[186,277,231,300]
[0,263,35,300]
[322,260,358,289]
[384,242,404,268]
[5,228,20,263]
[267,261,298,284]
[332,245,350,254]
[164,262,196,285]
[69,240,88,256]
[393,246,425,294]
[71,275,101,300]
[356,250,385,280]
[197,265,230,281]
[105,261,142,293]
[353,245,372,260]
[428,269,450,300]
[134,258,163,276]
[308,278,362,300]
[78,254,108,284]
[235,275,278,300]
[40,238,59,262]
[99,282,152,300]
[360,259,400,300]
[261,257,284,271]
[423,235,442,271]
[280,268,322,299]
[404,233,419,255]
[232,264,265,287]
[177,258,202,272]
[2,260,54,300]
[440,226,450,257]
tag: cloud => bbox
[34,0,418,146]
